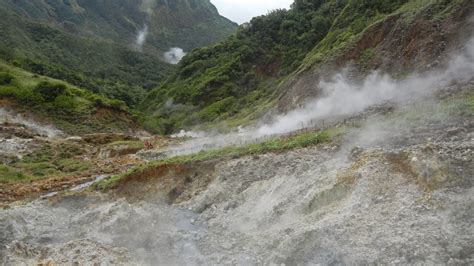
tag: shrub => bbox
[34,81,67,101]
[94,97,104,107]
[53,94,76,111]
[0,72,14,85]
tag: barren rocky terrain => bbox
[0,82,472,265]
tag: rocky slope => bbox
[278,0,474,110]
[0,108,146,204]
[0,79,472,264]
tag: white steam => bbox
[172,130,205,138]
[158,36,474,158]
[0,108,63,138]
[258,38,474,136]
[164,48,187,64]
[135,24,149,50]
[134,0,156,51]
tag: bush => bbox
[0,72,14,85]
[53,94,76,111]
[34,81,67,101]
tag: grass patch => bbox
[0,164,30,183]
[94,129,337,190]
[56,158,92,173]
[441,89,474,115]
[2,140,93,183]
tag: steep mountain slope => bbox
[0,0,236,106]
[278,0,473,110]
[0,0,237,52]
[141,0,472,134]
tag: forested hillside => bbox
[141,0,469,134]
[0,0,237,52]
[0,0,236,107]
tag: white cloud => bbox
[211,0,293,24]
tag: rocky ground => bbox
[0,85,472,265]
[0,108,169,205]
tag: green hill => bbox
[0,0,237,107]
[0,0,237,52]
[0,61,139,134]
[140,0,471,134]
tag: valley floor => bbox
[0,85,472,265]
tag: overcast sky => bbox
[211,0,293,24]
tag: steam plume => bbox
[0,108,63,138]
[164,48,187,64]
[135,24,149,50]
[159,36,474,157]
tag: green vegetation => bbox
[0,164,28,183]
[0,140,92,184]
[0,8,172,107]
[95,129,335,190]
[34,82,68,101]
[0,61,135,134]
[299,0,407,69]
[139,0,466,135]
[0,72,13,85]
[418,88,474,119]
[0,0,236,53]
[0,0,236,108]
[436,89,474,117]
[0,0,465,136]
[140,0,422,134]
